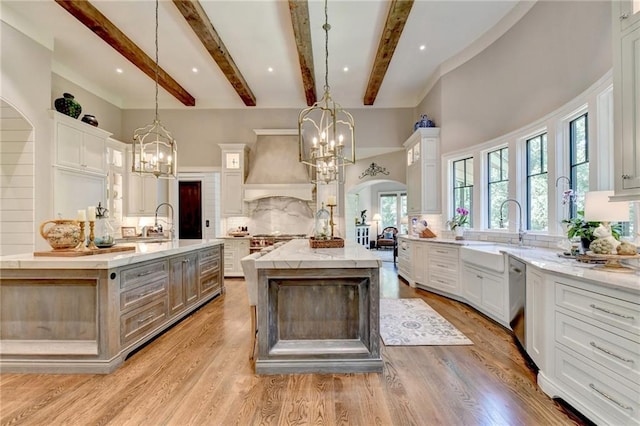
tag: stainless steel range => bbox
[249,234,308,252]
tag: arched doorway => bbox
[0,99,35,255]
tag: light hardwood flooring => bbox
[1,263,587,425]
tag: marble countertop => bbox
[0,239,224,270]
[255,239,381,269]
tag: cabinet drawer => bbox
[121,297,168,345]
[201,258,220,277]
[556,283,639,337]
[200,270,221,296]
[199,247,220,265]
[120,277,167,312]
[555,311,640,385]
[121,260,168,290]
[428,245,458,260]
[428,271,458,293]
[555,347,639,425]
[429,258,457,276]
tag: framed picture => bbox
[121,226,137,238]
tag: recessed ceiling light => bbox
[419,45,426,51]
[192,67,198,73]
[268,67,274,73]
[116,68,123,74]
[343,66,349,72]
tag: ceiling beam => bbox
[55,0,196,107]
[363,0,414,106]
[173,0,256,107]
[288,0,316,106]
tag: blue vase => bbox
[418,115,429,128]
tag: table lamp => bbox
[583,190,629,229]
[372,213,382,236]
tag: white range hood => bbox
[243,183,315,201]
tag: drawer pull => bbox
[137,314,156,325]
[435,250,447,254]
[137,270,154,277]
[590,304,635,320]
[589,384,633,411]
[138,288,157,298]
[590,341,634,363]
[436,264,448,269]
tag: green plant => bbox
[562,210,621,241]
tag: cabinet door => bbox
[168,257,186,316]
[184,253,199,306]
[422,161,439,213]
[461,265,482,306]
[482,273,506,321]
[83,132,106,174]
[526,267,545,369]
[412,243,427,284]
[406,162,421,214]
[619,24,640,192]
[56,122,83,169]
[128,174,158,215]
[222,171,244,215]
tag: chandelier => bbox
[298,0,355,185]
[132,0,177,179]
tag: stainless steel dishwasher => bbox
[509,257,526,350]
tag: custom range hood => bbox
[243,129,314,201]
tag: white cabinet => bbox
[461,262,507,326]
[425,244,459,295]
[219,144,248,216]
[613,1,640,199]
[355,225,370,247]
[412,242,427,285]
[223,238,250,277]
[53,111,109,175]
[525,266,546,369]
[397,237,413,285]
[403,128,440,214]
[126,147,167,216]
[106,139,125,225]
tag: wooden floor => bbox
[1,262,587,426]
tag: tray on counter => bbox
[34,245,136,257]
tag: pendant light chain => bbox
[323,0,330,93]
[154,0,159,122]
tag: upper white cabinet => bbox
[403,128,441,214]
[219,144,248,216]
[613,1,640,199]
[53,111,110,175]
[126,146,168,216]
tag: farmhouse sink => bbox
[459,245,507,273]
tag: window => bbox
[569,113,589,217]
[526,133,548,231]
[487,147,508,229]
[379,192,406,232]
[453,157,473,227]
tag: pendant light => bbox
[298,0,355,185]
[132,0,177,179]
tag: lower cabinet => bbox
[397,237,412,285]
[426,244,459,295]
[168,252,198,316]
[461,263,507,326]
[223,238,249,277]
[199,246,222,296]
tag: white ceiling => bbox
[3,0,525,110]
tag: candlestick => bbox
[77,209,86,222]
[87,221,98,250]
[87,206,96,221]
[74,221,89,252]
[327,204,336,239]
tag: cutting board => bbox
[34,245,136,257]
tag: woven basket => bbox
[309,237,344,248]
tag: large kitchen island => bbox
[254,239,382,374]
[0,239,224,374]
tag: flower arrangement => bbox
[561,189,576,206]
[447,207,469,230]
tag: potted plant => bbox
[563,210,621,251]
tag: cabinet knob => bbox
[620,12,629,20]
[622,174,632,180]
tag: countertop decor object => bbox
[54,93,82,118]
[308,236,344,248]
[81,114,98,127]
[39,219,81,250]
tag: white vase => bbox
[454,227,464,240]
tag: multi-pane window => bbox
[379,192,406,231]
[487,147,508,229]
[453,157,473,228]
[527,133,548,231]
[569,113,588,217]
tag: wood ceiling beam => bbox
[363,0,414,106]
[173,0,256,107]
[55,0,196,107]
[288,0,316,106]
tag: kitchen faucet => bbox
[499,199,526,246]
[155,203,175,240]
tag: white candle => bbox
[87,206,96,221]
[77,209,86,222]
[327,195,336,205]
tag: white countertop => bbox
[255,239,381,269]
[0,239,224,270]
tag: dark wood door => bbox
[179,181,202,239]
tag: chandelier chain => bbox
[323,0,329,92]
[154,0,159,121]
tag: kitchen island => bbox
[254,239,382,374]
[0,239,224,374]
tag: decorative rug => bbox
[380,298,473,346]
[371,248,394,263]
